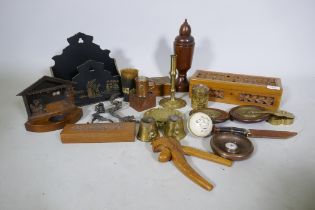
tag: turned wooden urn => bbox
[174,19,195,92]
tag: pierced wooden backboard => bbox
[51,32,120,81]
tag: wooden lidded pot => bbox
[174,19,195,92]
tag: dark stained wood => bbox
[17,76,82,132]
[51,32,119,81]
[174,19,195,92]
[129,92,156,112]
[72,60,122,106]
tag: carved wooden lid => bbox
[174,19,194,44]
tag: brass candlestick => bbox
[159,55,186,109]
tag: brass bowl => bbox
[144,108,183,129]
[229,105,270,123]
[210,133,254,161]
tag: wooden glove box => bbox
[189,70,283,111]
[60,122,136,143]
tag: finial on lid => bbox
[179,19,191,36]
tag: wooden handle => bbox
[182,146,233,167]
[213,126,249,137]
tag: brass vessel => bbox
[164,115,186,141]
[143,107,183,129]
[191,84,209,109]
[137,117,159,142]
[135,76,150,98]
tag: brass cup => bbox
[191,84,209,110]
[135,76,149,98]
[164,115,186,141]
[120,68,139,102]
[137,117,159,142]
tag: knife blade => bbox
[212,126,297,139]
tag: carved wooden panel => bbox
[209,89,224,98]
[239,93,274,106]
[195,71,278,86]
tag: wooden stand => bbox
[25,107,82,132]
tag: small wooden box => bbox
[189,70,283,111]
[149,77,171,96]
[60,122,136,143]
[129,92,156,112]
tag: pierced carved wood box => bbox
[189,70,283,110]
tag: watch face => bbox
[187,112,213,137]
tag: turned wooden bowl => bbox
[210,133,254,161]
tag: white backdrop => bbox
[0,0,314,81]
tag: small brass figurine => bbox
[174,19,195,92]
[159,55,186,109]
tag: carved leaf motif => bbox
[240,93,274,106]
